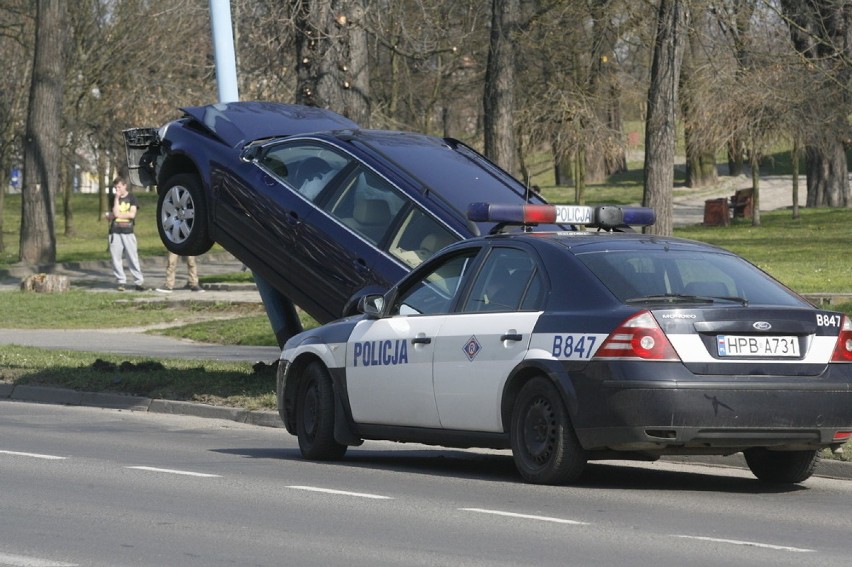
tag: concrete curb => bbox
[2,383,282,429]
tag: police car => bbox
[276,203,852,485]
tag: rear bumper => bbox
[571,362,852,453]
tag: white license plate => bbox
[717,335,800,357]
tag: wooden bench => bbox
[730,188,753,218]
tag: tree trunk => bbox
[805,142,848,208]
[483,0,519,177]
[586,0,626,183]
[0,170,6,253]
[727,139,745,176]
[98,146,108,222]
[681,21,717,188]
[20,0,65,265]
[63,142,75,237]
[554,142,573,187]
[643,0,689,236]
[575,147,586,205]
[750,150,761,226]
[295,0,370,126]
[781,0,851,208]
[791,141,800,219]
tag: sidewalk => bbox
[0,251,278,362]
[672,172,805,227]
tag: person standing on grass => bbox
[156,252,205,293]
[106,176,145,291]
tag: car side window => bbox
[388,207,458,268]
[322,166,406,245]
[393,251,477,316]
[258,143,350,202]
[462,247,540,312]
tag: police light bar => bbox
[467,203,656,230]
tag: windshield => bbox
[577,249,809,307]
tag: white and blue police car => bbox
[277,203,852,485]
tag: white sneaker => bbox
[155,286,173,294]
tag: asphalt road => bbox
[3,402,852,567]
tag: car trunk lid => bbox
[653,306,842,377]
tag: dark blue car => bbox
[124,101,556,324]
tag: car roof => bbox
[180,101,360,148]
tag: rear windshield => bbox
[577,249,809,307]
[362,133,543,209]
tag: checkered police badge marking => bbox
[463,336,482,361]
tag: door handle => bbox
[501,333,523,342]
[411,336,432,345]
[353,258,370,275]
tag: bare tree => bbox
[20,0,65,264]
[680,9,718,188]
[362,0,486,137]
[295,0,371,125]
[780,0,851,208]
[0,1,35,254]
[483,0,519,176]
[585,0,628,183]
[643,0,689,236]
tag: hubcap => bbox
[523,397,555,465]
[161,185,196,244]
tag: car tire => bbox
[743,448,819,484]
[157,173,214,256]
[510,377,586,484]
[296,362,347,461]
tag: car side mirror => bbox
[241,145,261,162]
[358,294,384,318]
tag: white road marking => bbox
[287,485,392,500]
[673,535,815,553]
[460,508,589,525]
[126,466,220,478]
[0,450,66,460]
[0,551,78,566]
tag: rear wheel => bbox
[296,362,347,460]
[157,173,213,256]
[510,377,586,484]
[744,448,819,484]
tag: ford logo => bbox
[753,321,772,331]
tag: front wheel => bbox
[510,377,586,484]
[744,448,819,484]
[157,173,213,256]
[296,362,347,460]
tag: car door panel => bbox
[433,312,539,431]
[346,316,444,427]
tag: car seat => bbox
[345,199,391,243]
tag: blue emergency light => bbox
[467,203,656,230]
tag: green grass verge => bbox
[0,345,277,411]
[0,289,267,329]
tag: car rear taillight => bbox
[831,315,852,362]
[833,431,852,442]
[594,310,680,361]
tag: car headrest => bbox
[354,199,391,225]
